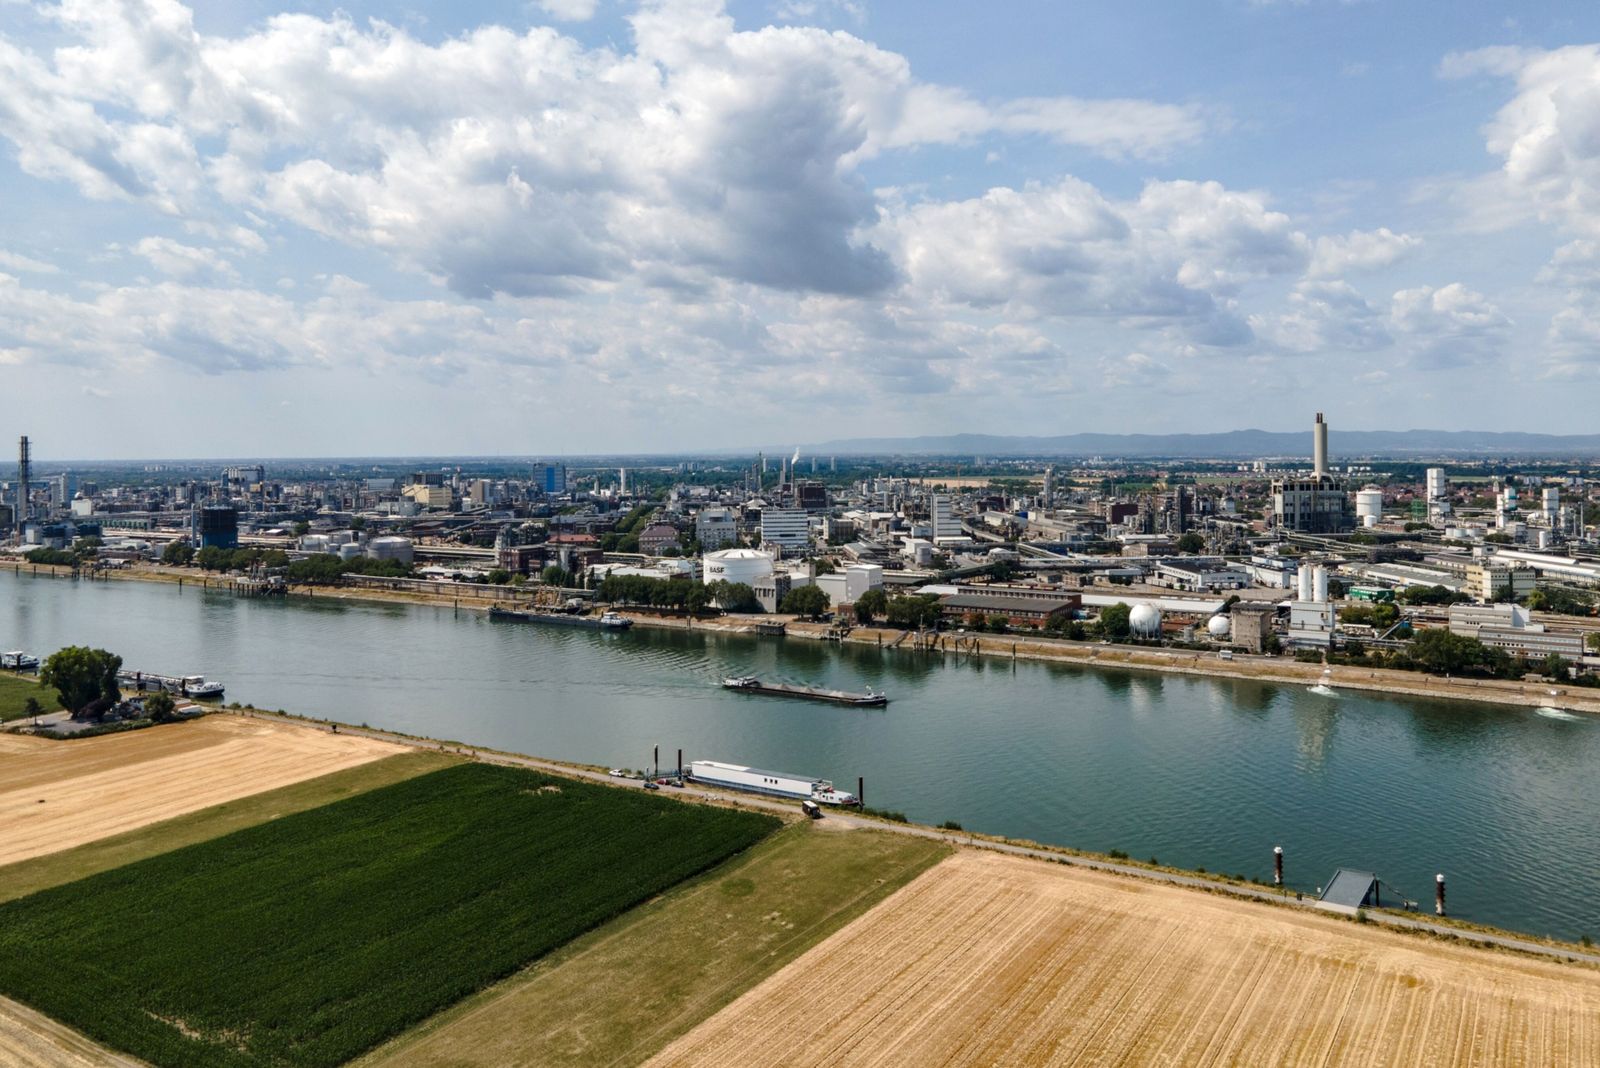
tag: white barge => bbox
[688,759,858,806]
[117,669,226,700]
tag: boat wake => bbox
[1307,684,1339,698]
[1535,706,1585,722]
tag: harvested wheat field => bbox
[0,996,142,1068]
[0,716,404,866]
[650,851,1600,1067]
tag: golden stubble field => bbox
[0,715,404,866]
[649,851,1600,1067]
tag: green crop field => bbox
[0,762,778,1068]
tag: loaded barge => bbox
[489,607,633,630]
[722,675,887,707]
[687,760,859,806]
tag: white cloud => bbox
[1307,227,1420,277]
[0,249,59,274]
[1390,282,1510,367]
[1254,280,1391,353]
[129,236,237,280]
[537,0,601,21]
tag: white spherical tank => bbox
[702,548,774,587]
[1129,604,1163,637]
[1207,615,1231,638]
[1355,486,1383,521]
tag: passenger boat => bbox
[117,669,226,700]
[1,651,40,671]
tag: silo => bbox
[1543,487,1560,523]
[1297,564,1313,602]
[1355,486,1383,523]
[367,536,415,565]
[1313,565,1329,603]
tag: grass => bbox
[0,762,779,1068]
[0,749,457,906]
[0,672,62,721]
[359,823,951,1068]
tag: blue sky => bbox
[3,0,1600,459]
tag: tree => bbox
[1175,532,1205,554]
[1410,629,1488,675]
[854,587,889,624]
[986,614,1010,634]
[486,568,512,585]
[1098,602,1132,639]
[40,646,122,715]
[143,689,177,723]
[780,584,831,618]
[541,565,573,588]
[292,520,311,537]
[885,593,943,629]
[814,558,837,575]
[22,697,42,722]
[1589,632,1600,653]
[161,540,195,566]
[1543,652,1572,680]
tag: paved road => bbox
[233,710,1600,970]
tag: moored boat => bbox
[117,669,225,700]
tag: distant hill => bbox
[797,430,1600,458]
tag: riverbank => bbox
[12,560,1596,717]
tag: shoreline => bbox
[8,560,1599,716]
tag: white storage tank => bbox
[1355,486,1383,522]
[702,548,775,587]
[1129,604,1163,637]
[1207,615,1231,638]
[1313,565,1329,603]
[367,536,415,565]
[337,542,364,562]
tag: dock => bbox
[723,677,888,707]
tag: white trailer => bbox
[688,760,857,805]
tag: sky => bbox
[3,0,1600,460]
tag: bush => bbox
[938,820,963,831]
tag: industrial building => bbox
[1272,413,1355,533]
[1463,561,1536,603]
[1448,604,1586,661]
[694,507,739,550]
[939,591,1081,628]
[196,505,239,550]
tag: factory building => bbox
[694,507,739,550]
[1272,413,1355,534]
[930,494,959,542]
[1447,605,1586,661]
[1464,561,1536,603]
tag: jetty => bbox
[722,676,888,707]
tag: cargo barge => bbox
[687,759,859,805]
[489,607,633,630]
[722,675,887,707]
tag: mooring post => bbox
[858,776,864,809]
[654,744,659,779]
[1274,845,1283,888]
[1435,873,1446,916]
[677,748,682,778]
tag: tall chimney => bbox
[1313,413,1328,478]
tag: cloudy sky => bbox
[3,0,1600,459]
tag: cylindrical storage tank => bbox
[367,536,414,565]
[1297,565,1313,603]
[1129,604,1163,637]
[1543,487,1560,519]
[1363,514,1378,528]
[1355,486,1383,522]
[1207,615,1230,638]
[1313,565,1329,603]
[702,548,775,587]
[337,542,364,561]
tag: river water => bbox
[4,569,1597,940]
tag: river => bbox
[4,568,1597,941]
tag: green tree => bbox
[854,587,889,624]
[143,689,177,723]
[40,646,122,715]
[1543,653,1572,680]
[291,520,311,537]
[1098,602,1132,639]
[885,593,943,629]
[22,696,42,722]
[1175,532,1205,554]
[486,568,512,585]
[814,558,837,575]
[541,565,573,587]
[286,554,346,585]
[986,614,1010,634]
[780,584,831,618]
[72,535,103,555]
[161,540,195,566]
[1409,629,1488,675]
[1588,632,1600,653]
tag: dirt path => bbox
[0,996,143,1068]
[649,851,1600,1067]
[0,716,404,865]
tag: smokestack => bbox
[1313,412,1328,478]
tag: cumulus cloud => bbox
[1307,227,1421,277]
[0,0,1215,303]
[1390,282,1510,367]
[1254,280,1391,353]
[0,249,59,274]
[537,0,601,21]
[129,236,237,280]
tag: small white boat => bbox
[1,651,40,671]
